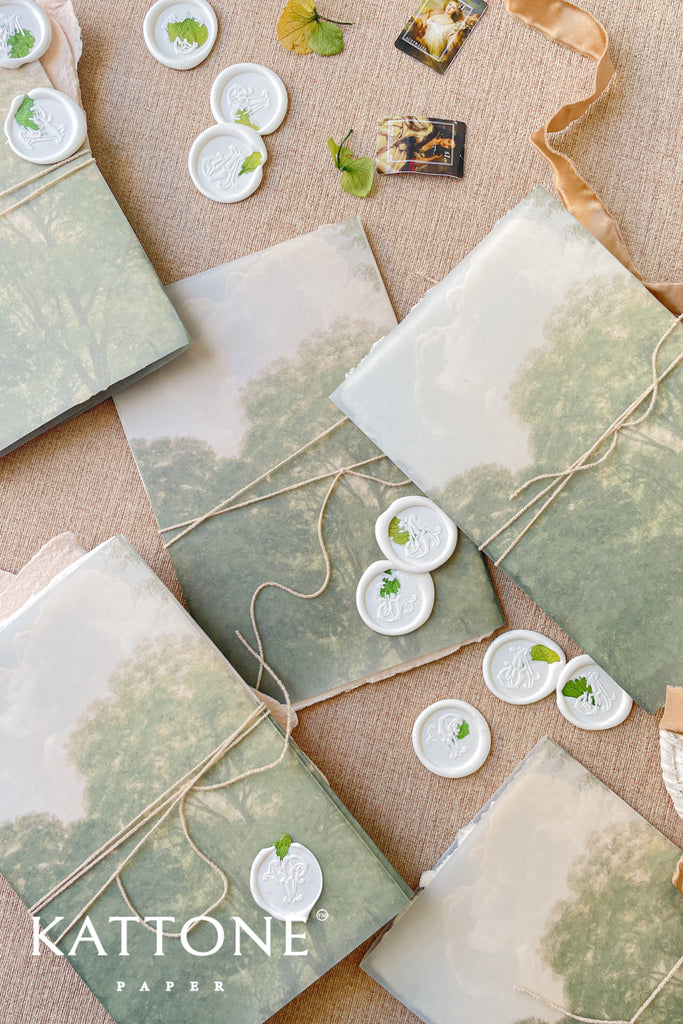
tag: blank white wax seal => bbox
[5,88,87,164]
[556,654,633,730]
[356,560,434,636]
[0,0,51,69]
[143,0,217,70]
[375,495,458,573]
[210,63,288,135]
[250,842,323,922]
[412,698,491,778]
[483,629,566,705]
[188,123,267,202]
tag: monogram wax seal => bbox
[412,698,491,778]
[250,836,323,923]
[143,0,217,70]
[356,559,434,636]
[188,123,267,202]
[210,63,288,135]
[556,654,633,731]
[375,495,458,572]
[0,0,51,69]
[483,629,566,705]
[4,88,87,164]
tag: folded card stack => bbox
[0,536,411,1024]
[332,187,683,713]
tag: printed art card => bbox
[332,188,683,713]
[362,736,683,1024]
[395,0,487,74]
[115,219,503,708]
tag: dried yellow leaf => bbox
[276,0,317,53]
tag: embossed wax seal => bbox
[356,559,434,636]
[188,123,267,202]
[375,495,458,572]
[143,0,217,70]
[556,654,633,731]
[412,698,491,778]
[0,0,51,69]
[4,88,87,165]
[250,837,323,922]
[483,629,566,705]
[210,63,288,135]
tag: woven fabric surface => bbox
[0,0,681,1021]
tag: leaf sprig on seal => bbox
[327,130,374,197]
[277,0,352,56]
[273,833,293,860]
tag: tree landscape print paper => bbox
[0,537,411,1024]
[362,737,683,1024]
[115,220,502,707]
[0,57,189,455]
[332,189,683,713]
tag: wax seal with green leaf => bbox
[277,0,352,55]
[327,130,374,197]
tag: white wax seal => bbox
[375,495,458,572]
[250,841,323,922]
[4,88,87,165]
[0,0,51,69]
[412,698,491,778]
[188,123,267,202]
[143,0,217,70]
[210,63,288,135]
[556,654,633,730]
[483,629,566,705]
[356,560,434,636]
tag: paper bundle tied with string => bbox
[0,535,410,1024]
[332,187,683,714]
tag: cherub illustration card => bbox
[395,0,487,74]
[376,117,466,177]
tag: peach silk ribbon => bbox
[505,0,683,316]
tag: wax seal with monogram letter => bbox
[375,494,458,572]
[210,63,288,135]
[412,698,491,778]
[250,834,324,923]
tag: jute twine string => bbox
[30,641,294,946]
[479,314,683,566]
[515,950,683,1023]
[0,150,95,221]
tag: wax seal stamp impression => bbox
[483,629,566,705]
[556,654,633,730]
[210,63,288,135]
[0,0,51,69]
[250,834,323,922]
[188,123,267,202]
[4,88,87,164]
[356,559,434,635]
[412,698,491,778]
[143,0,218,70]
[375,495,458,572]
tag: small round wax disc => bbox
[356,560,434,636]
[210,63,288,135]
[0,0,52,69]
[188,123,267,202]
[250,843,323,923]
[143,0,217,70]
[556,654,633,731]
[375,495,458,573]
[4,88,87,165]
[483,629,566,705]
[412,699,491,778]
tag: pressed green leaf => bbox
[455,720,470,741]
[379,572,401,598]
[274,833,292,860]
[15,95,39,131]
[235,108,260,131]
[327,137,353,168]
[562,676,590,699]
[238,152,263,176]
[8,28,35,59]
[388,516,410,545]
[167,17,208,46]
[530,643,560,664]
[308,19,344,55]
[340,156,374,197]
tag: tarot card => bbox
[376,117,466,176]
[395,0,487,74]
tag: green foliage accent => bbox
[328,130,374,197]
[561,676,595,704]
[234,108,260,131]
[14,95,38,131]
[389,516,410,545]
[8,27,35,59]
[166,17,208,46]
[379,570,401,599]
[455,719,469,741]
[308,18,344,54]
[274,833,293,860]
[530,643,560,664]
[239,152,263,176]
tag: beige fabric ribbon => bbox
[505,0,683,315]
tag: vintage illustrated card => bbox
[362,737,683,1023]
[376,117,466,177]
[395,0,487,74]
[115,220,503,708]
[332,188,683,714]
